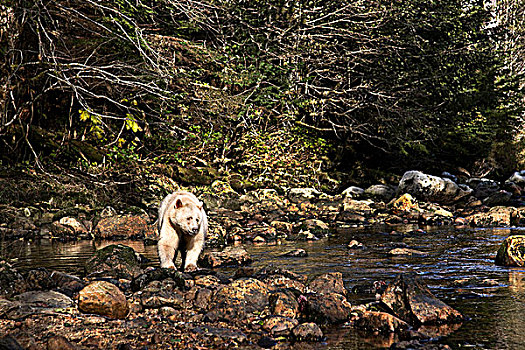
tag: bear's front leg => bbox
[183,235,204,272]
[158,237,179,269]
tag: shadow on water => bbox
[1,225,525,349]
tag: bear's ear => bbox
[197,201,203,210]
[175,198,184,209]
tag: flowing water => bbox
[1,225,524,349]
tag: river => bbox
[1,224,524,349]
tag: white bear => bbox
[157,191,207,271]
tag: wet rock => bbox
[47,335,79,350]
[194,275,222,290]
[292,322,324,341]
[364,184,396,202]
[309,272,347,296]
[139,285,185,309]
[191,325,247,342]
[467,178,500,199]
[280,249,308,258]
[0,336,25,350]
[270,221,294,235]
[206,278,269,322]
[388,193,419,214]
[0,261,27,297]
[482,190,512,206]
[199,246,252,268]
[15,290,74,308]
[342,186,365,199]
[94,214,153,239]
[293,230,319,241]
[303,292,352,324]
[194,288,213,310]
[495,235,525,267]
[380,273,463,325]
[506,170,525,187]
[269,290,300,318]
[257,336,277,348]
[297,219,330,234]
[288,188,321,203]
[264,275,306,294]
[466,206,516,227]
[0,298,19,318]
[78,281,129,319]
[390,340,452,350]
[255,266,308,284]
[347,240,365,249]
[262,315,299,336]
[341,198,375,216]
[131,267,185,292]
[397,170,472,204]
[353,310,410,333]
[24,268,55,291]
[388,248,427,256]
[58,216,89,234]
[85,244,143,280]
[50,271,85,297]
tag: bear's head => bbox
[169,198,203,236]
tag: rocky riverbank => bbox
[2,169,525,348]
[1,243,464,349]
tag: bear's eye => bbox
[187,216,192,221]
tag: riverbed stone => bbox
[309,272,347,296]
[288,188,321,203]
[94,214,154,239]
[380,273,463,325]
[206,278,269,322]
[131,268,185,292]
[262,315,299,336]
[388,193,419,214]
[342,186,365,199]
[78,280,129,319]
[296,219,330,234]
[364,184,396,202]
[482,190,513,206]
[292,322,324,341]
[269,290,299,318]
[466,206,516,227]
[353,310,410,333]
[0,260,27,297]
[14,290,74,309]
[47,335,80,350]
[388,248,427,256]
[397,170,472,204]
[467,178,500,199]
[303,292,352,324]
[85,244,143,280]
[199,246,252,268]
[495,235,525,267]
[264,275,306,294]
[280,249,308,258]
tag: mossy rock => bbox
[495,235,525,267]
[85,244,143,280]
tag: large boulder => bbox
[78,281,129,319]
[85,244,143,280]
[397,171,472,204]
[94,214,154,239]
[353,310,410,333]
[380,274,463,325]
[466,206,517,227]
[269,290,299,318]
[363,184,396,202]
[302,292,352,324]
[308,272,347,296]
[287,188,322,203]
[495,235,525,267]
[206,278,269,322]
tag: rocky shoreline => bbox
[2,169,525,349]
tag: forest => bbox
[0,0,524,203]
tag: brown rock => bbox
[388,248,427,256]
[380,274,463,325]
[194,288,213,310]
[269,291,299,318]
[309,272,347,296]
[78,281,129,319]
[388,193,419,214]
[199,247,252,268]
[262,315,299,336]
[353,310,410,333]
[206,278,268,322]
[47,335,79,350]
[466,206,516,227]
[303,292,351,324]
[84,244,143,280]
[292,322,324,341]
[495,235,525,267]
[94,214,153,239]
[264,275,306,294]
